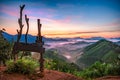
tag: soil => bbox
[1,66,120,80]
[0,66,82,80]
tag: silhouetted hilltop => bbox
[1,31,54,43]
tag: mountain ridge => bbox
[76,39,120,69]
[2,31,120,43]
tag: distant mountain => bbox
[2,31,13,42]
[2,32,37,43]
[46,38,68,42]
[70,41,89,45]
[85,37,105,40]
[2,31,120,43]
[76,39,120,69]
[2,32,84,43]
[1,31,50,43]
[110,37,120,40]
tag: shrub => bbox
[6,57,39,74]
[78,61,120,79]
[44,58,80,74]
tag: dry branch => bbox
[17,5,25,43]
[25,14,29,44]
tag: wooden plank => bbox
[13,42,45,53]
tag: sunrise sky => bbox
[0,0,120,38]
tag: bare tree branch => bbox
[17,5,25,43]
[25,14,29,44]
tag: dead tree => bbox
[12,5,45,76]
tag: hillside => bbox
[44,49,81,71]
[1,67,120,80]
[0,67,82,80]
[44,49,67,61]
[76,39,120,69]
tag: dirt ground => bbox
[0,66,120,80]
[0,66,82,80]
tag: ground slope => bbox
[1,66,120,80]
[0,66,82,80]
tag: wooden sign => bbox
[12,5,45,75]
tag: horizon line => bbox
[2,31,120,39]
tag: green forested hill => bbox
[76,39,120,69]
[44,49,67,61]
[44,49,81,73]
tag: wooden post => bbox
[12,5,45,77]
[25,15,29,44]
[37,19,42,43]
[37,19,41,37]
[37,19,44,76]
[17,5,25,43]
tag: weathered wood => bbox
[25,15,29,44]
[12,4,45,76]
[36,19,44,74]
[13,42,45,53]
[17,5,25,43]
[36,19,42,43]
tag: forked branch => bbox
[25,14,29,44]
[17,4,25,43]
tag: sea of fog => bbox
[44,38,120,49]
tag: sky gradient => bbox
[0,0,120,38]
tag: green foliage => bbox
[0,31,13,65]
[44,49,67,61]
[45,58,74,72]
[44,49,120,79]
[76,39,120,68]
[6,57,39,74]
[45,58,80,74]
[44,50,80,74]
[77,61,120,79]
[18,51,31,59]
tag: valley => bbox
[2,31,120,69]
[44,40,90,63]
[1,31,120,79]
[44,39,120,69]
[1,1,120,79]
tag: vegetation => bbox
[44,49,120,79]
[44,49,120,78]
[1,32,120,79]
[44,49,67,61]
[6,57,39,74]
[76,39,120,68]
[0,30,13,65]
[44,50,80,74]
[76,60,120,79]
